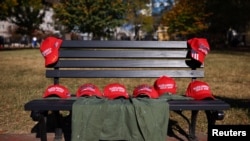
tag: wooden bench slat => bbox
[61,40,187,48]
[59,50,188,58]
[55,60,201,68]
[46,70,204,78]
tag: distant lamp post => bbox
[135,24,142,40]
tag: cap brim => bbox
[45,39,63,67]
[43,92,67,98]
[45,54,59,67]
[77,91,96,97]
[194,93,215,100]
[134,93,151,98]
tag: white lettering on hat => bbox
[54,41,60,48]
[42,48,52,57]
[193,85,209,92]
[81,87,95,92]
[158,84,174,89]
[109,87,125,92]
[48,86,64,93]
[139,87,152,92]
[198,43,209,54]
[137,85,152,92]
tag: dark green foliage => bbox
[0,0,47,36]
[53,0,127,39]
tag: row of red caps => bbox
[43,75,215,100]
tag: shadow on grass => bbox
[167,119,190,141]
[215,96,250,117]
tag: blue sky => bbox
[151,0,174,15]
[121,0,175,31]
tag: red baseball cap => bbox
[40,36,63,67]
[187,38,210,64]
[103,83,129,99]
[43,84,71,98]
[76,83,103,98]
[185,80,215,100]
[133,84,159,99]
[154,75,177,96]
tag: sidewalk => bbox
[0,133,208,141]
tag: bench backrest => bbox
[46,40,204,84]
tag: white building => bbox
[40,8,58,34]
[0,8,57,38]
[0,21,16,38]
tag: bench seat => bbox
[25,98,229,111]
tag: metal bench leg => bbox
[189,110,199,141]
[205,110,225,125]
[54,128,63,141]
[62,111,72,141]
[38,115,47,141]
[205,110,225,130]
[205,110,216,127]
[52,111,63,141]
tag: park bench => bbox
[24,40,230,141]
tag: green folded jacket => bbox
[71,97,169,141]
